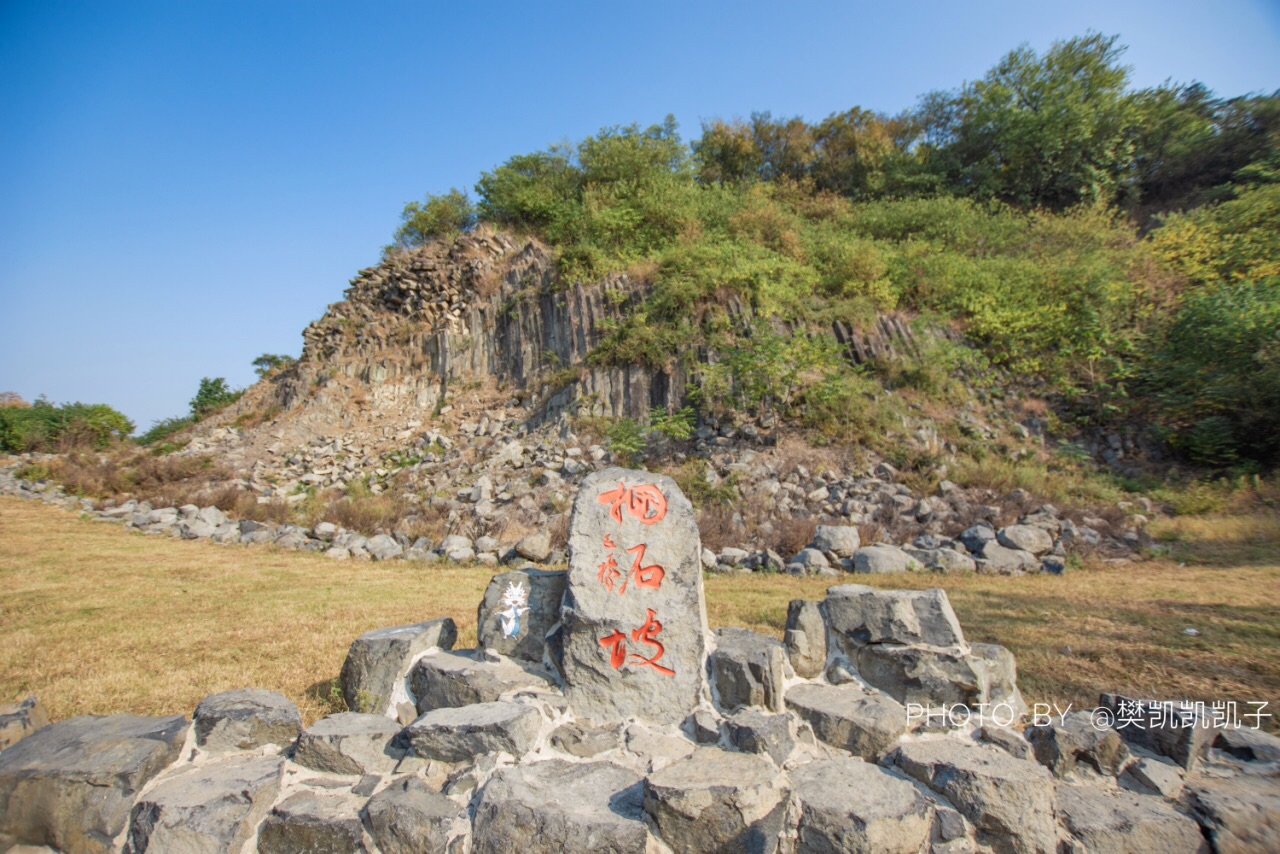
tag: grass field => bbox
[2,496,1278,730]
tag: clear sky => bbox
[2,0,1278,432]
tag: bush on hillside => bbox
[0,398,134,452]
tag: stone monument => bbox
[560,467,710,725]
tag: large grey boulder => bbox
[643,747,791,854]
[784,599,827,679]
[894,738,1058,854]
[0,696,48,751]
[1025,711,1129,777]
[971,642,1028,715]
[812,525,861,557]
[409,650,552,714]
[1099,693,1220,769]
[791,757,935,854]
[784,683,906,760]
[858,641,1029,715]
[723,709,798,767]
[852,544,919,574]
[997,524,1054,556]
[362,776,467,854]
[959,524,997,553]
[340,617,457,716]
[514,530,553,563]
[0,714,189,853]
[976,541,1039,574]
[404,701,541,762]
[708,627,786,713]
[125,755,283,854]
[193,688,301,752]
[1056,785,1204,853]
[562,468,710,725]
[1214,726,1280,764]
[292,712,404,775]
[823,584,966,651]
[476,568,566,664]
[472,760,651,854]
[256,790,366,854]
[366,534,404,561]
[1181,774,1280,853]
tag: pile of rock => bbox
[704,506,1092,577]
[0,456,1141,580]
[2,468,1274,852]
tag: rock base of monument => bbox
[1,469,1276,852]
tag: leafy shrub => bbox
[390,189,477,251]
[0,398,134,452]
[1144,278,1280,465]
[190,378,242,419]
[137,416,195,447]
[252,353,296,378]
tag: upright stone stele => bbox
[561,467,709,725]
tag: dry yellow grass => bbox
[2,496,1278,732]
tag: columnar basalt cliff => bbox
[269,230,689,438]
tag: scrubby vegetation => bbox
[0,394,134,453]
[396,33,1279,471]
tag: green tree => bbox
[919,33,1139,209]
[749,112,815,183]
[190,377,241,419]
[693,118,763,185]
[810,107,897,198]
[252,353,296,378]
[389,188,477,251]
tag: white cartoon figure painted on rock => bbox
[498,581,530,638]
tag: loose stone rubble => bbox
[1,467,1276,852]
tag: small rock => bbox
[126,754,283,854]
[0,714,189,851]
[409,650,552,714]
[340,618,457,716]
[893,738,1057,854]
[193,688,301,752]
[1057,785,1204,853]
[362,776,466,854]
[473,760,652,854]
[783,599,827,680]
[1025,710,1129,777]
[997,524,1054,556]
[724,709,797,766]
[785,683,906,760]
[812,525,861,557]
[643,747,791,854]
[404,701,542,762]
[550,720,624,758]
[293,712,405,775]
[256,790,365,854]
[791,757,935,854]
[514,530,552,562]
[708,627,786,713]
[852,544,919,574]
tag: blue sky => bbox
[2,0,1278,432]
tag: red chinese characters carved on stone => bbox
[596,535,621,592]
[599,629,627,669]
[597,609,676,677]
[621,543,664,594]
[628,608,675,676]
[597,482,668,526]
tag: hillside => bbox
[5,31,1278,564]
